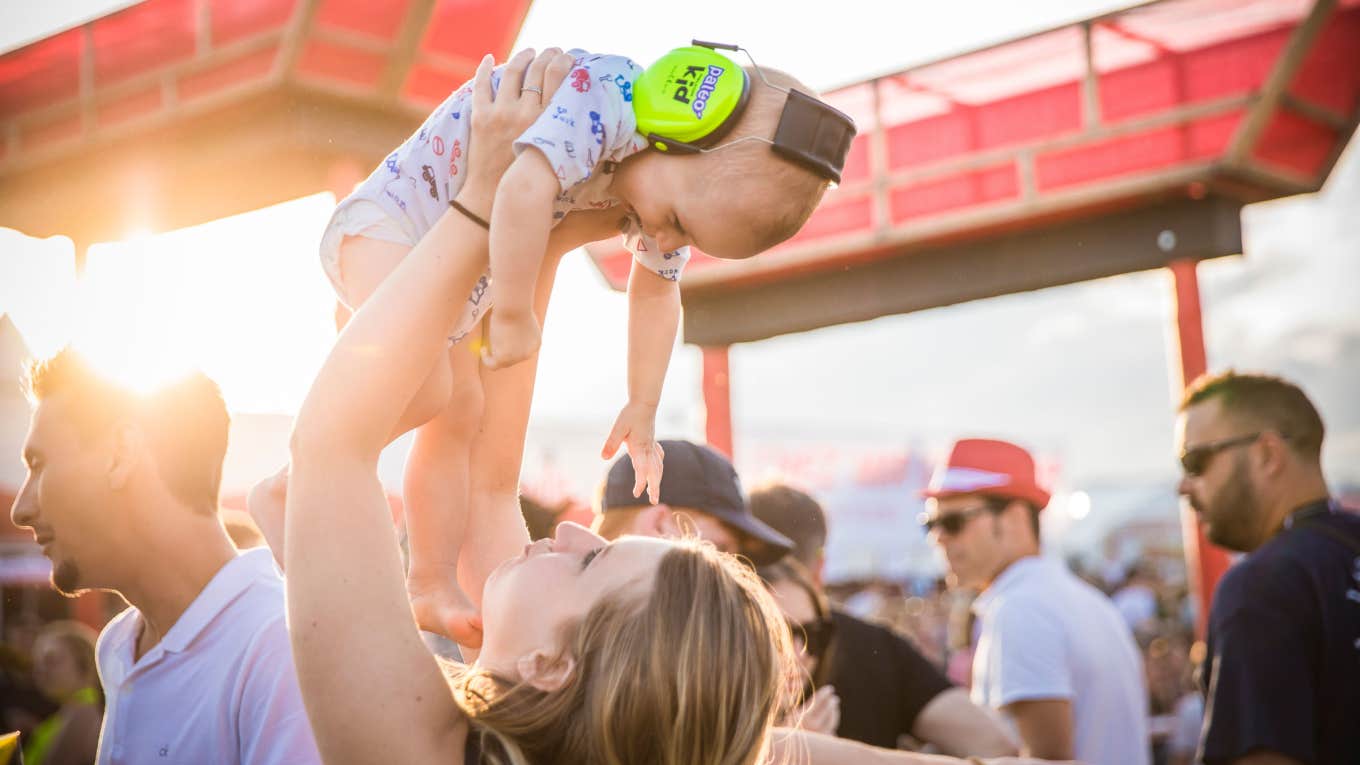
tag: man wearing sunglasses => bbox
[1177,371,1359,765]
[596,442,1059,765]
[920,438,1149,765]
[752,484,1017,757]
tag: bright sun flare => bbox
[5,193,340,412]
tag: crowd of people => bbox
[3,45,1358,765]
[767,521,1208,763]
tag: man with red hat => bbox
[920,438,1149,765]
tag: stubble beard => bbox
[1201,454,1261,553]
[52,559,85,597]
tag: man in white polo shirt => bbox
[920,438,1149,765]
[10,349,320,764]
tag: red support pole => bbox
[1168,258,1233,639]
[701,346,734,458]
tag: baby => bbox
[318,45,851,644]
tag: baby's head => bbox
[613,67,831,260]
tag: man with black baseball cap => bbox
[595,440,792,565]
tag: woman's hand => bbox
[783,685,841,736]
[458,47,575,212]
[247,465,289,568]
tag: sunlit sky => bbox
[2,0,1358,503]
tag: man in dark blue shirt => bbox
[1177,371,1360,765]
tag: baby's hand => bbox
[408,574,484,648]
[602,402,664,504]
[482,309,541,370]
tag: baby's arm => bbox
[460,209,625,603]
[601,261,681,504]
[483,149,559,369]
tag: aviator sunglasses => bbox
[1179,432,1279,476]
[919,501,1000,536]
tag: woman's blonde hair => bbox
[450,538,798,765]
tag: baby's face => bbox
[611,153,771,260]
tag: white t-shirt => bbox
[94,548,320,765]
[332,50,689,344]
[971,555,1150,765]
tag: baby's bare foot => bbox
[408,576,483,648]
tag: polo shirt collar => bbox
[972,554,1049,615]
[156,548,273,654]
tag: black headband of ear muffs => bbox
[687,40,857,184]
[770,88,857,184]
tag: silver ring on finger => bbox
[521,86,542,96]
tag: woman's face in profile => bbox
[477,522,670,674]
[768,579,822,677]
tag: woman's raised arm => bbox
[459,206,630,609]
[284,49,572,765]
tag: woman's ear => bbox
[515,649,577,693]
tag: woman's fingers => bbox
[470,53,494,111]
[519,47,561,102]
[542,50,575,99]
[498,47,535,100]
[802,686,840,733]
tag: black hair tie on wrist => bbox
[449,199,490,230]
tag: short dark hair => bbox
[749,483,827,570]
[24,348,230,513]
[1181,370,1324,462]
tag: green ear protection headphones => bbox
[634,43,752,154]
[633,40,857,184]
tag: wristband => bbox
[449,199,490,230]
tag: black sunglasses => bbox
[788,616,836,658]
[919,503,997,536]
[1179,432,1265,476]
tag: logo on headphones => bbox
[671,65,725,120]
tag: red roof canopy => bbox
[0,0,531,165]
[0,0,533,249]
[586,0,1360,297]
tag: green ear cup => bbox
[634,45,751,152]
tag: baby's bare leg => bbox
[404,341,485,646]
[336,233,487,644]
[336,235,453,436]
[254,237,464,581]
